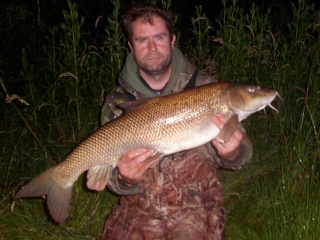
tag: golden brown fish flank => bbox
[14,82,279,223]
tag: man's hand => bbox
[117,149,155,185]
[211,114,243,161]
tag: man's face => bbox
[128,16,176,77]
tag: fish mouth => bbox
[228,90,282,120]
[261,91,282,113]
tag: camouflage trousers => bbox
[100,203,226,240]
[101,149,226,240]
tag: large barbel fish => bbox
[14,82,280,223]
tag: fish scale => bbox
[14,82,280,224]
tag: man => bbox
[99,3,252,240]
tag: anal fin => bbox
[87,165,114,191]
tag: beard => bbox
[134,51,173,77]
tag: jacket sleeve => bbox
[107,168,142,195]
[100,87,127,126]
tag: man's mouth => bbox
[146,54,163,61]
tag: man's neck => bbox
[138,66,172,90]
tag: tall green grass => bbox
[215,0,320,239]
[1,0,123,238]
[0,0,319,239]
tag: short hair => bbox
[123,3,175,42]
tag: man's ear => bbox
[171,34,176,48]
[128,40,133,52]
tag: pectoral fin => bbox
[137,152,163,172]
[218,114,239,142]
[87,165,114,191]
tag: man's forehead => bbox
[134,16,165,27]
[132,16,168,37]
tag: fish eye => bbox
[248,86,255,93]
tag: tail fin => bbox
[14,168,73,224]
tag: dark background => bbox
[0,0,318,90]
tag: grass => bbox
[1,0,320,239]
[216,1,320,238]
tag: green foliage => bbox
[215,0,273,83]
[1,0,123,238]
[189,6,215,71]
[101,0,127,90]
[215,0,320,239]
[0,0,320,239]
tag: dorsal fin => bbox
[118,98,151,112]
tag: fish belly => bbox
[158,119,220,155]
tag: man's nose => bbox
[148,40,157,51]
